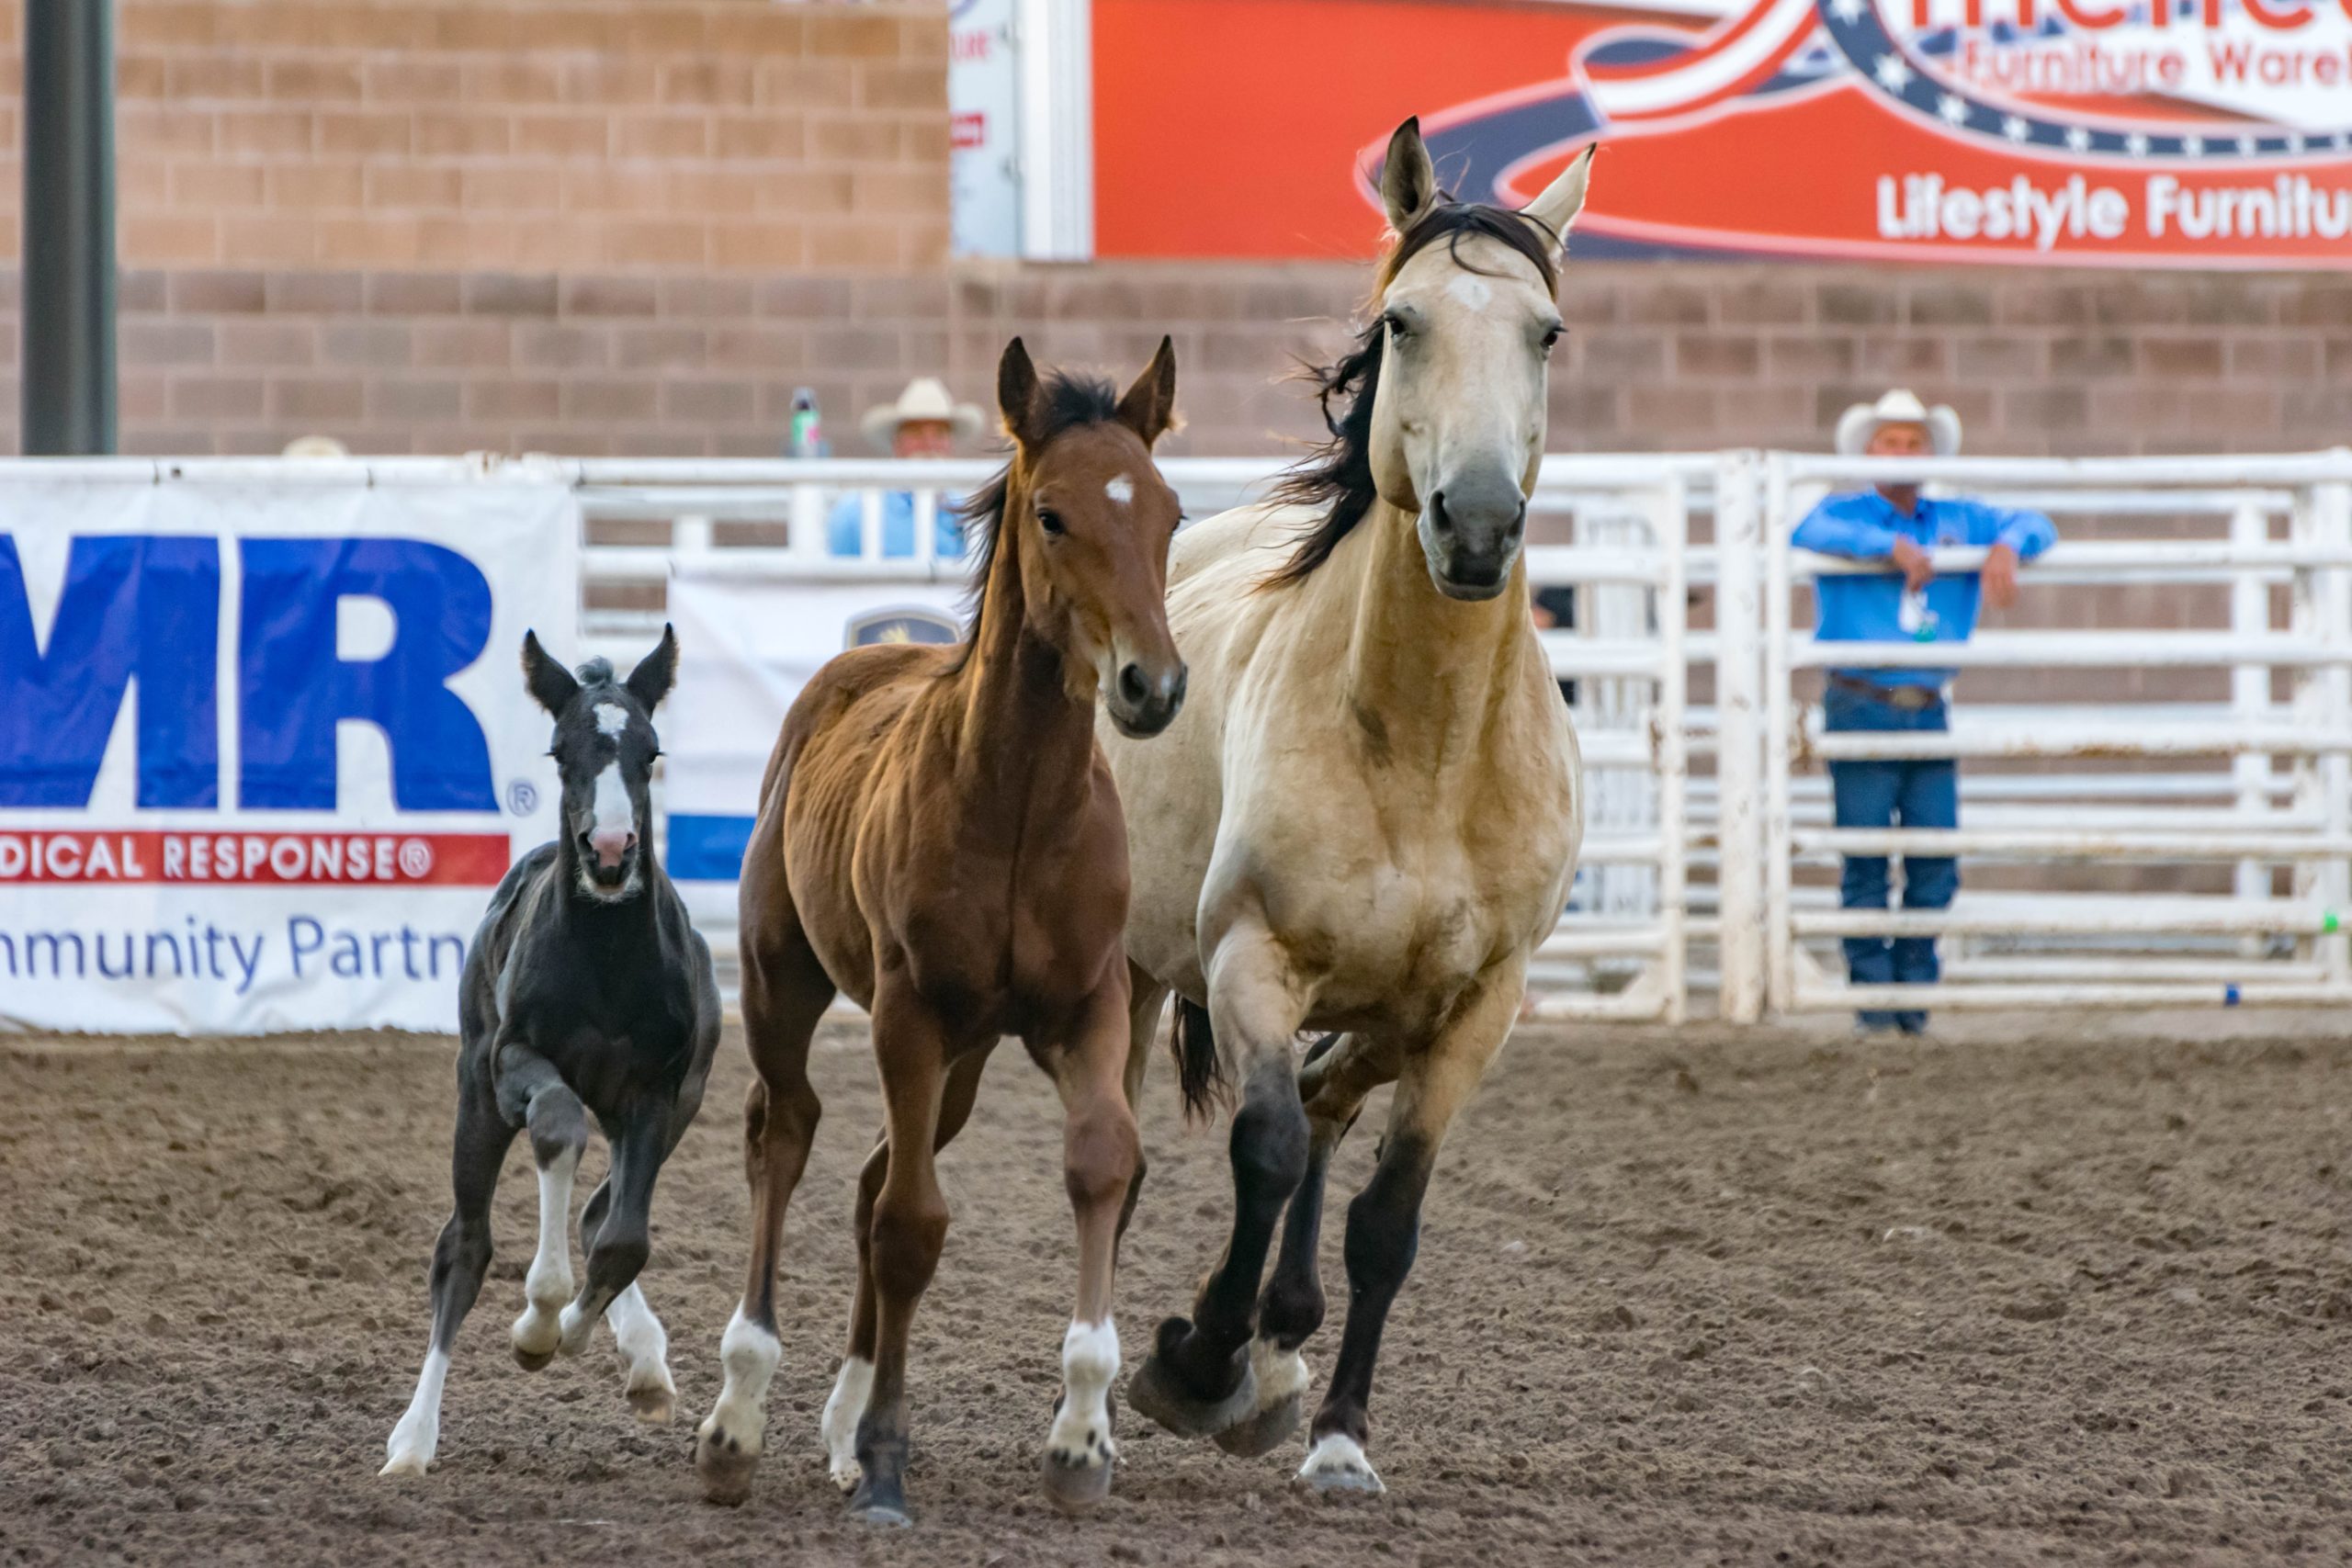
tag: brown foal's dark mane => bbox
[941,371,1125,676]
[1261,197,1561,590]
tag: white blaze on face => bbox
[1105,474,1135,506]
[1445,274,1494,312]
[594,702,630,738]
[592,761,632,839]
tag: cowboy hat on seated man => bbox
[1795,389,2057,1036]
[825,377,985,559]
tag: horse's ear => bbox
[997,336,1043,449]
[1380,116,1439,233]
[1114,335,1179,448]
[1521,143,1596,251]
[521,630,580,716]
[626,623,679,713]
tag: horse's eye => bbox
[1384,312,1412,343]
[1038,508,1066,536]
[1541,325,1564,353]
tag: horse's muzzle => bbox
[1422,474,1526,602]
[577,829,640,897]
[1109,659,1188,738]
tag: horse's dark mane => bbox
[1262,197,1561,590]
[942,370,1125,674]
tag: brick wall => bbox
[0,0,948,274]
[37,260,2348,459]
[0,0,2345,457]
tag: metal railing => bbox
[557,452,1712,1022]
[1750,449,2352,1019]
[43,447,2344,1024]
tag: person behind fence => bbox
[1794,389,2057,1035]
[825,377,982,558]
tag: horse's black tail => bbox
[1170,998,1230,1124]
[1300,1030,1344,1073]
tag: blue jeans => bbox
[1825,683,1958,1032]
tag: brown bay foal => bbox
[693,338,1186,1524]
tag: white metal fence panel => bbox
[558,453,1709,1021]
[30,447,2348,1026]
[1758,449,2352,1019]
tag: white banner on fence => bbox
[663,570,968,906]
[0,472,579,1034]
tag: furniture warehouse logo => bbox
[1363,0,2352,265]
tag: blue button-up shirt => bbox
[1793,490,2056,688]
[826,491,967,560]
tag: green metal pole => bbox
[22,0,118,456]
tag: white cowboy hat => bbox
[1834,388,1962,457]
[859,378,984,452]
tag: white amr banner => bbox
[662,566,968,932]
[0,465,579,1034]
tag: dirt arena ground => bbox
[6,1013,2352,1567]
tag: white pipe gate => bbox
[566,454,1704,1023]
[1753,451,2352,1020]
[558,446,2352,1022]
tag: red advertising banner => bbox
[1094,0,2352,266]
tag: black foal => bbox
[383,626,720,1477]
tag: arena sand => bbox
[4,1014,2351,1566]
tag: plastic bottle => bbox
[787,389,828,458]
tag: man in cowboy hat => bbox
[825,377,986,558]
[1793,389,2058,1034]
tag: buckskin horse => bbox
[383,628,720,1477]
[693,338,1186,1524]
[1101,118,1592,1495]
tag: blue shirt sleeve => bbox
[825,493,864,557]
[1792,494,1900,559]
[1975,502,2051,557]
[1928,501,2060,561]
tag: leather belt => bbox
[1828,673,1944,711]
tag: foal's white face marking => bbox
[578,759,639,900]
[594,701,630,738]
[1105,473,1135,506]
[591,762,632,835]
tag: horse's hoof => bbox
[627,1382,674,1425]
[694,1427,758,1507]
[1126,1351,1258,1439]
[1213,1391,1302,1458]
[849,1477,913,1529]
[1296,1432,1385,1495]
[378,1451,429,1479]
[512,1345,555,1372]
[1042,1452,1114,1512]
